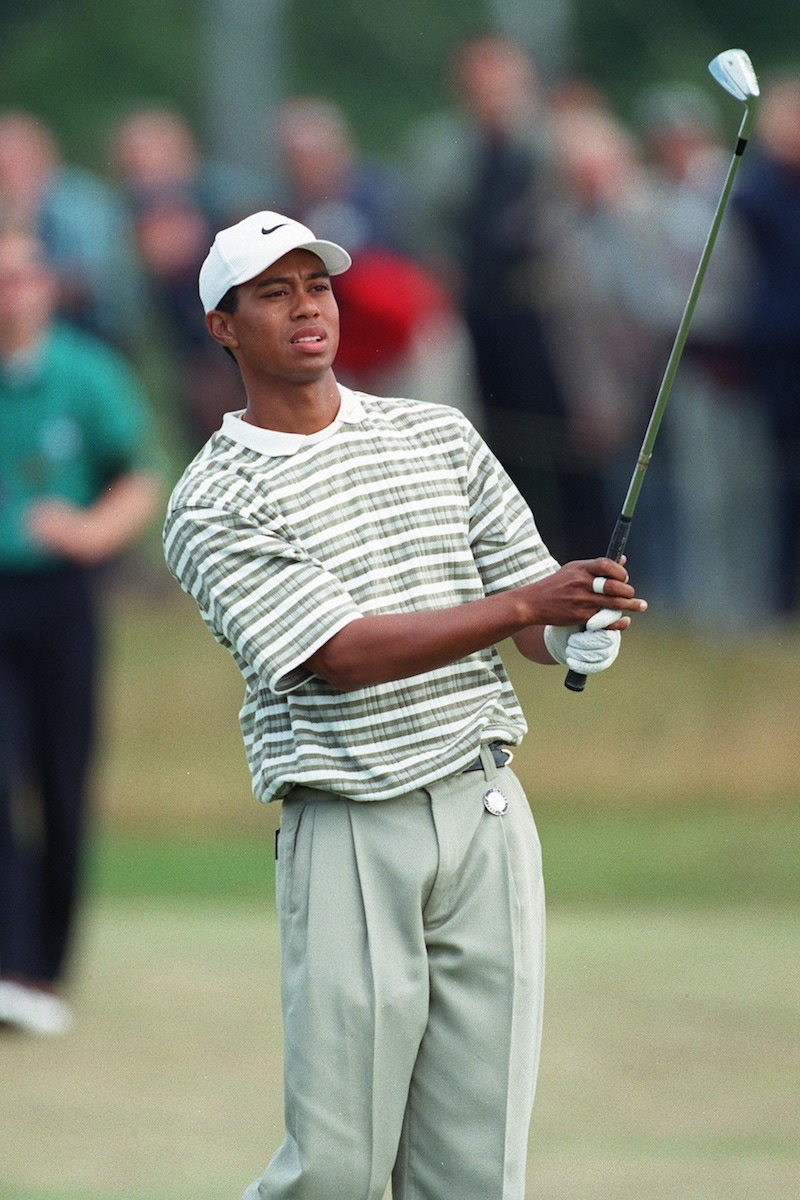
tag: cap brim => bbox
[298,239,352,276]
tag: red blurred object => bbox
[334,249,450,378]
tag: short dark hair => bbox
[213,286,239,360]
[215,286,239,315]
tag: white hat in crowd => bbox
[198,211,352,313]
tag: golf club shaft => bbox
[565,105,754,692]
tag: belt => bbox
[463,741,512,773]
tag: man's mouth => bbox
[291,326,327,345]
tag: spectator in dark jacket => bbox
[734,72,800,613]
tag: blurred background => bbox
[0,2,798,1199]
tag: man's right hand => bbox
[305,557,647,690]
[511,557,647,665]
[519,556,647,630]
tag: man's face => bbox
[212,247,340,384]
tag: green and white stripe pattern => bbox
[163,388,558,802]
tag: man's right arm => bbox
[305,557,646,690]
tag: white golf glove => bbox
[544,610,622,674]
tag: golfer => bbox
[163,211,647,1200]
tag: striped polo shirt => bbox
[163,386,559,803]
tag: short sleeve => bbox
[163,502,363,693]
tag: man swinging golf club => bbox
[160,50,757,1200]
[162,197,646,1199]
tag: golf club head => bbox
[709,49,760,104]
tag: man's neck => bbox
[240,370,341,434]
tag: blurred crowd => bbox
[3,28,800,1034]
[3,30,800,628]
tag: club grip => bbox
[564,667,588,692]
[563,515,633,694]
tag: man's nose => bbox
[291,288,320,316]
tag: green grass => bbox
[86,831,275,900]
[536,802,800,906]
[3,901,798,1200]
[86,801,800,906]
[0,1193,99,1200]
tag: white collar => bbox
[220,385,365,457]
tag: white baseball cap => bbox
[198,210,352,313]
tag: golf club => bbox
[565,48,760,692]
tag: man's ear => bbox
[206,309,238,352]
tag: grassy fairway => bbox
[1,902,797,1200]
[530,906,800,1200]
[2,587,798,1200]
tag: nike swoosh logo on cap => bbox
[262,223,287,235]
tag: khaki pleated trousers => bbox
[243,747,545,1200]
